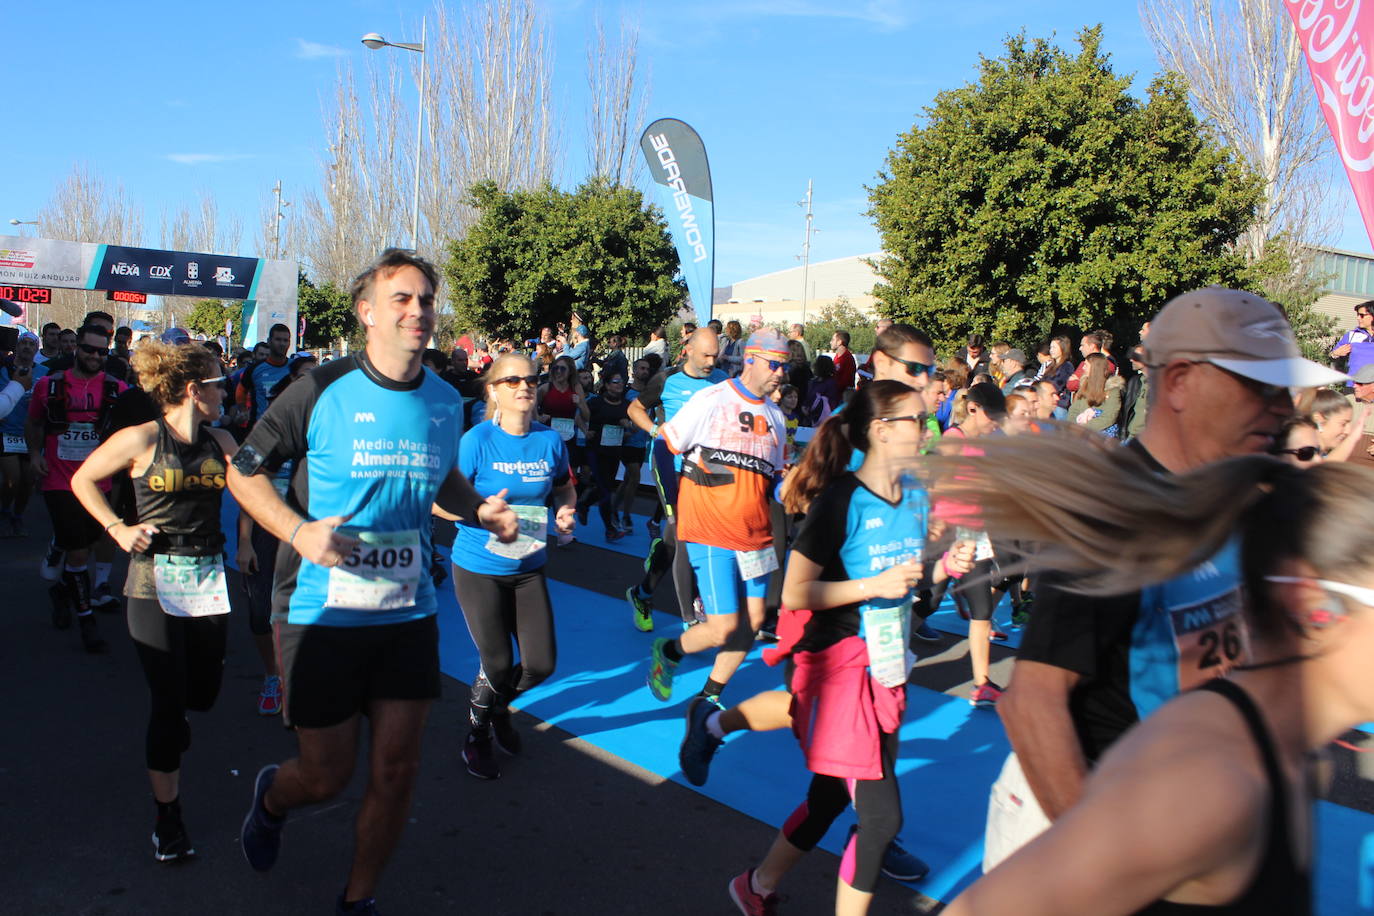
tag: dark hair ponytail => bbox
[784,380,915,514]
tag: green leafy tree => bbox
[868,27,1262,354]
[297,271,356,350]
[445,179,685,343]
[183,299,240,340]
[802,296,878,360]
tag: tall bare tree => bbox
[34,164,145,331]
[585,12,649,186]
[1141,0,1338,260]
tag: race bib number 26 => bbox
[1169,589,1248,692]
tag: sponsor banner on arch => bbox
[94,245,260,300]
[1288,0,1374,245]
[640,118,715,323]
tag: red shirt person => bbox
[831,330,856,392]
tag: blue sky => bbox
[3,0,1367,286]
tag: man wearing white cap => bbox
[985,287,1347,869]
[645,329,789,708]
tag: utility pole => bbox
[272,180,291,259]
[797,180,815,325]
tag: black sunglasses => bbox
[77,343,108,355]
[881,351,934,378]
[493,375,539,389]
[1273,445,1320,462]
[878,413,928,425]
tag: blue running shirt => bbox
[451,420,570,576]
[637,366,728,471]
[235,353,465,626]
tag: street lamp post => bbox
[8,218,38,237]
[362,19,426,252]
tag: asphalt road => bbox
[8,493,990,916]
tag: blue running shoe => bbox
[241,764,286,871]
[912,620,941,643]
[881,835,931,882]
[679,695,724,786]
[336,894,381,915]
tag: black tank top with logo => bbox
[1134,679,1310,915]
[132,418,228,557]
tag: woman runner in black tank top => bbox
[71,340,238,865]
[912,434,1374,916]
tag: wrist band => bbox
[289,518,307,546]
[941,551,965,579]
[104,521,121,533]
[858,579,868,596]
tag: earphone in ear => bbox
[745,357,755,365]
[1307,599,1345,629]
[364,314,375,327]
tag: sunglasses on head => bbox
[1273,445,1320,462]
[77,343,107,355]
[493,374,539,389]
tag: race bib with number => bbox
[154,554,230,617]
[57,422,99,462]
[325,529,422,610]
[1169,589,1248,692]
[863,600,915,688]
[485,504,549,561]
[551,417,575,441]
[2,433,25,454]
[957,526,994,562]
[736,546,779,580]
[600,424,624,447]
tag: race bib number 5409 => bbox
[325,529,421,610]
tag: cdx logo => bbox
[149,265,172,279]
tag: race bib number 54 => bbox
[326,529,421,610]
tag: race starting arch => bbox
[0,235,297,349]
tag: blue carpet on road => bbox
[431,552,1371,910]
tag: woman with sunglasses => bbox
[933,429,1374,915]
[68,340,237,863]
[581,370,635,540]
[1271,416,1324,467]
[449,353,576,780]
[708,380,973,916]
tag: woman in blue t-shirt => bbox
[449,353,576,780]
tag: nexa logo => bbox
[110,262,140,276]
[354,412,376,422]
[149,265,172,279]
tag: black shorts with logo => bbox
[274,615,440,729]
[43,489,106,551]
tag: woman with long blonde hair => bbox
[928,427,1366,915]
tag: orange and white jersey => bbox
[660,378,785,552]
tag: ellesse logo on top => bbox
[147,458,227,492]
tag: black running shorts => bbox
[43,488,107,551]
[273,615,440,729]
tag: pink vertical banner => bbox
[1288,0,1374,245]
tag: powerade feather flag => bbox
[640,119,715,323]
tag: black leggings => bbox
[452,566,557,729]
[928,558,998,621]
[779,729,903,894]
[582,445,623,530]
[127,597,227,773]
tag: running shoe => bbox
[78,614,108,654]
[491,710,522,756]
[646,637,678,702]
[39,543,63,581]
[49,583,72,630]
[152,813,196,862]
[679,695,724,786]
[91,582,121,613]
[989,627,1009,642]
[911,620,941,643]
[880,836,931,882]
[336,894,381,915]
[755,625,778,643]
[257,676,282,716]
[969,681,1004,709]
[646,519,661,539]
[462,728,501,780]
[241,764,286,871]
[619,513,634,533]
[1011,593,1034,627]
[627,587,654,633]
[728,870,780,916]
[605,526,626,542]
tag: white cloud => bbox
[165,153,252,165]
[295,38,346,60]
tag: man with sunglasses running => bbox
[985,287,1346,869]
[645,329,789,708]
[26,324,128,652]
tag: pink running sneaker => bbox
[970,680,1004,709]
[257,676,282,716]
[728,869,780,916]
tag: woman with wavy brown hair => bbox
[70,340,238,863]
[929,428,1370,915]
